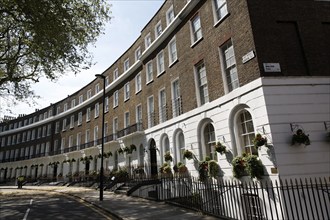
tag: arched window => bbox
[139,144,144,166]
[203,123,217,160]
[114,151,118,170]
[160,134,170,163]
[173,129,185,163]
[235,109,257,156]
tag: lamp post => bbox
[95,74,106,201]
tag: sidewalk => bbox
[0,185,220,220]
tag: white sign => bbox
[263,63,281,72]
[242,51,255,64]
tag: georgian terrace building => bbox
[0,0,329,182]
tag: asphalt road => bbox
[0,194,113,220]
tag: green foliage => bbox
[253,134,267,149]
[173,162,187,173]
[183,150,193,160]
[0,0,111,107]
[164,151,173,162]
[215,142,227,154]
[232,154,264,179]
[291,129,310,145]
[208,160,220,178]
[159,163,172,174]
[232,155,246,179]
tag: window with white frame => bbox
[172,79,182,117]
[71,99,76,108]
[166,5,174,25]
[37,127,41,138]
[77,132,81,149]
[135,72,142,93]
[43,112,47,119]
[212,0,228,23]
[147,96,154,128]
[105,97,109,112]
[31,129,35,140]
[78,112,82,125]
[94,126,98,145]
[146,61,153,83]
[47,124,51,136]
[95,83,100,94]
[86,107,91,122]
[113,68,119,80]
[27,130,31,141]
[145,33,152,48]
[55,122,60,133]
[105,76,110,86]
[124,58,130,72]
[87,90,92,99]
[139,144,144,166]
[135,47,142,61]
[64,103,68,111]
[235,109,257,156]
[62,118,67,131]
[7,136,11,146]
[104,121,108,136]
[157,50,165,75]
[155,21,162,37]
[159,89,167,123]
[70,115,75,128]
[195,61,209,105]
[79,95,83,104]
[220,40,239,92]
[124,83,130,101]
[95,102,100,118]
[48,109,52,117]
[61,138,65,150]
[136,104,142,123]
[42,126,47,137]
[203,123,217,160]
[56,106,61,115]
[113,117,118,139]
[124,112,130,128]
[190,14,202,43]
[168,37,177,65]
[85,129,90,143]
[113,91,119,107]
[69,135,73,148]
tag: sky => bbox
[1,0,164,118]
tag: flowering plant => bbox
[183,150,193,160]
[164,151,173,162]
[253,134,267,149]
[291,129,310,145]
[232,153,264,179]
[215,142,226,154]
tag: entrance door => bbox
[149,139,158,176]
[53,165,58,181]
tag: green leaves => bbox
[0,0,111,105]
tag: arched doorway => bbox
[149,139,157,176]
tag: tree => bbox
[0,0,111,111]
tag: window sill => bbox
[146,79,154,85]
[190,37,203,48]
[157,70,166,78]
[169,59,178,68]
[113,105,118,109]
[124,98,130,102]
[135,90,142,95]
[213,13,230,28]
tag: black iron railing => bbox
[152,176,330,220]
